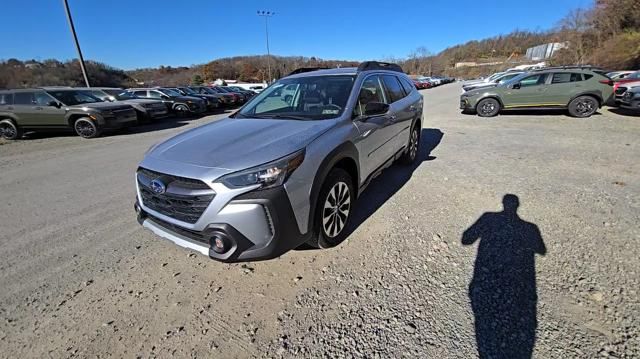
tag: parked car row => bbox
[412,75,455,89]
[0,85,256,140]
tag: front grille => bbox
[615,87,627,95]
[137,168,214,223]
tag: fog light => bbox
[212,235,228,254]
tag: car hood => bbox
[173,96,204,102]
[121,99,163,105]
[67,102,131,111]
[147,117,337,171]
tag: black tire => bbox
[399,124,420,165]
[73,117,102,139]
[174,104,190,117]
[0,119,22,140]
[476,98,501,117]
[568,95,598,118]
[308,168,354,249]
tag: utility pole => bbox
[257,10,274,83]
[62,0,90,87]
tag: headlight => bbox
[634,92,640,98]
[218,150,305,189]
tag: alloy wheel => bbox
[409,129,419,160]
[0,122,16,139]
[75,120,96,138]
[480,101,496,116]
[322,181,351,238]
[576,98,595,116]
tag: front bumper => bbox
[460,97,471,109]
[101,110,137,129]
[621,99,640,111]
[135,186,310,262]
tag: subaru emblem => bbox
[150,178,166,194]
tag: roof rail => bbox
[288,67,329,76]
[358,61,404,73]
[531,65,603,71]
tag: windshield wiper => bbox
[253,114,312,121]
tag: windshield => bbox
[104,89,135,100]
[499,72,531,87]
[180,87,198,95]
[237,75,356,120]
[47,90,103,106]
[159,88,181,97]
[627,71,640,80]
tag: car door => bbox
[353,74,397,179]
[34,90,67,126]
[502,73,551,108]
[12,91,43,126]
[546,72,584,106]
[380,75,415,154]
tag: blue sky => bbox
[1,0,593,70]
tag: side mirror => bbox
[512,83,521,90]
[363,102,390,117]
[47,100,61,108]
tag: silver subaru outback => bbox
[134,62,423,262]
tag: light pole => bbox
[62,0,90,87]
[257,10,274,83]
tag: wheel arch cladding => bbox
[478,96,503,108]
[308,142,360,235]
[67,113,87,127]
[570,91,603,107]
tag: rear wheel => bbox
[476,98,501,117]
[568,95,598,118]
[74,117,101,139]
[0,119,22,140]
[399,124,420,165]
[308,168,354,249]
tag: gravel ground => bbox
[0,84,638,358]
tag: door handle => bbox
[389,115,397,121]
[35,106,43,110]
[7,106,13,110]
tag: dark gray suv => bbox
[134,62,424,262]
[0,87,137,139]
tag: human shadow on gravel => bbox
[295,128,444,251]
[462,194,546,359]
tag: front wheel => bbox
[0,119,22,140]
[74,118,102,139]
[476,98,501,117]
[174,104,190,117]
[568,96,598,118]
[308,168,354,249]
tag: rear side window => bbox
[399,77,415,95]
[381,75,405,103]
[0,93,13,105]
[14,92,35,105]
[552,73,583,84]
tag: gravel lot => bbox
[0,84,638,358]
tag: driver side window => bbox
[519,74,548,87]
[354,76,386,117]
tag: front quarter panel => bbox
[283,119,360,234]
